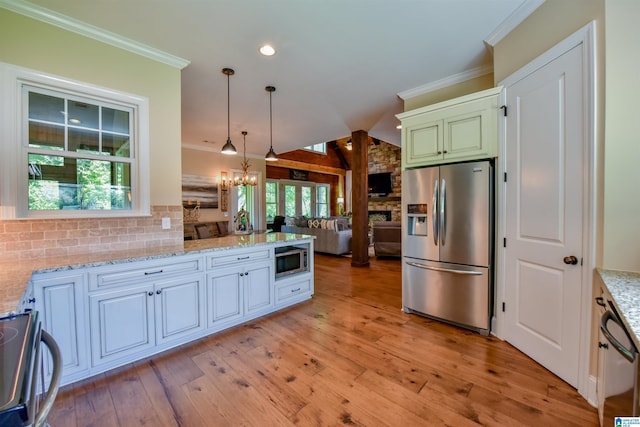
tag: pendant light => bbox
[264,85,278,161]
[220,68,237,155]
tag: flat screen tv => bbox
[368,172,392,196]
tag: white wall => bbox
[602,0,640,271]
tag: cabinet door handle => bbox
[28,297,36,303]
[237,256,250,260]
[595,296,606,307]
[144,270,163,276]
[240,273,244,277]
[148,291,153,296]
[156,290,162,295]
[443,150,448,154]
[244,271,249,276]
[437,151,442,155]
[291,288,301,293]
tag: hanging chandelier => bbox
[233,131,257,186]
[220,68,237,155]
[264,85,278,161]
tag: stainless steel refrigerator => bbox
[402,160,494,335]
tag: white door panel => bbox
[505,44,584,387]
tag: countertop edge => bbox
[0,233,314,314]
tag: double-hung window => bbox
[26,87,133,212]
[0,63,149,218]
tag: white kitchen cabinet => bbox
[154,275,206,344]
[207,259,273,328]
[275,276,313,305]
[31,271,89,382]
[90,272,205,366]
[398,87,501,168]
[89,284,155,366]
[244,261,273,314]
[207,266,243,326]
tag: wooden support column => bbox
[350,130,369,267]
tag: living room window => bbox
[0,63,150,219]
[265,180,278,223]
[278,180,329,218]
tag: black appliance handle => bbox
[600,310,636,363]
[33,330,62,427]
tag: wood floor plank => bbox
[190,347,297,426]
[48,253,598,426]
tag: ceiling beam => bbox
[267,158,346,177]
[327,140,350,170]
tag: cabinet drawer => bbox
[207,249,271,269]
[89,256,203,291]
[276,278,311,303]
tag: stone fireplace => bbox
[368,210,392,223]
[367,139,402,222]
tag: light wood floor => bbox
[48,254,598,426]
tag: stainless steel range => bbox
[0,311,62,427]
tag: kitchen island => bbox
[0,232,314,386]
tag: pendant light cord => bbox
[227,72,231,141]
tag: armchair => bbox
[372,221,401,257]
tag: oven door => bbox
[0,312,62,427]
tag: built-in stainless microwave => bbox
[275,246,308,278]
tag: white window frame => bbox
[303,143,326,154]
[277,179,330,218]
[265,179,278,223]
[315,183,330,217]
[0,62,150,219]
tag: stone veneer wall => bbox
[0,205,183,262]
[367,142,402,222]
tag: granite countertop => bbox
[0,232,314,315]
[597,268,640,350]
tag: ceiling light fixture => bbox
[233,131,257,186]
[345,139,353,151]
[220,68,237,155]
[264,86,278,162]
[259,44,276,56]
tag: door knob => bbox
[563,256,578,265]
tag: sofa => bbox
[372,221,401,257]
[280,216,351,255]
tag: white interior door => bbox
[504,44,585,388]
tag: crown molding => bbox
[484,0,546,47]
[0,0,190,69]
[397,64,493,101]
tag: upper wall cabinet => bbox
[397,87,502,169]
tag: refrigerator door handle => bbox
[432,179,439,246]
[406,261,483,276]
[440,178,446,246]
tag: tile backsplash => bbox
[0,205,183,262]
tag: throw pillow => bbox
[308,218,321,228]
[321,219,337,231]
[294,215,308,227]
[336,218,349,231]
[284,216,295,226]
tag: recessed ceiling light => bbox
[396,125,402,129]
[69,118,81,124]
[259,44,276,56]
